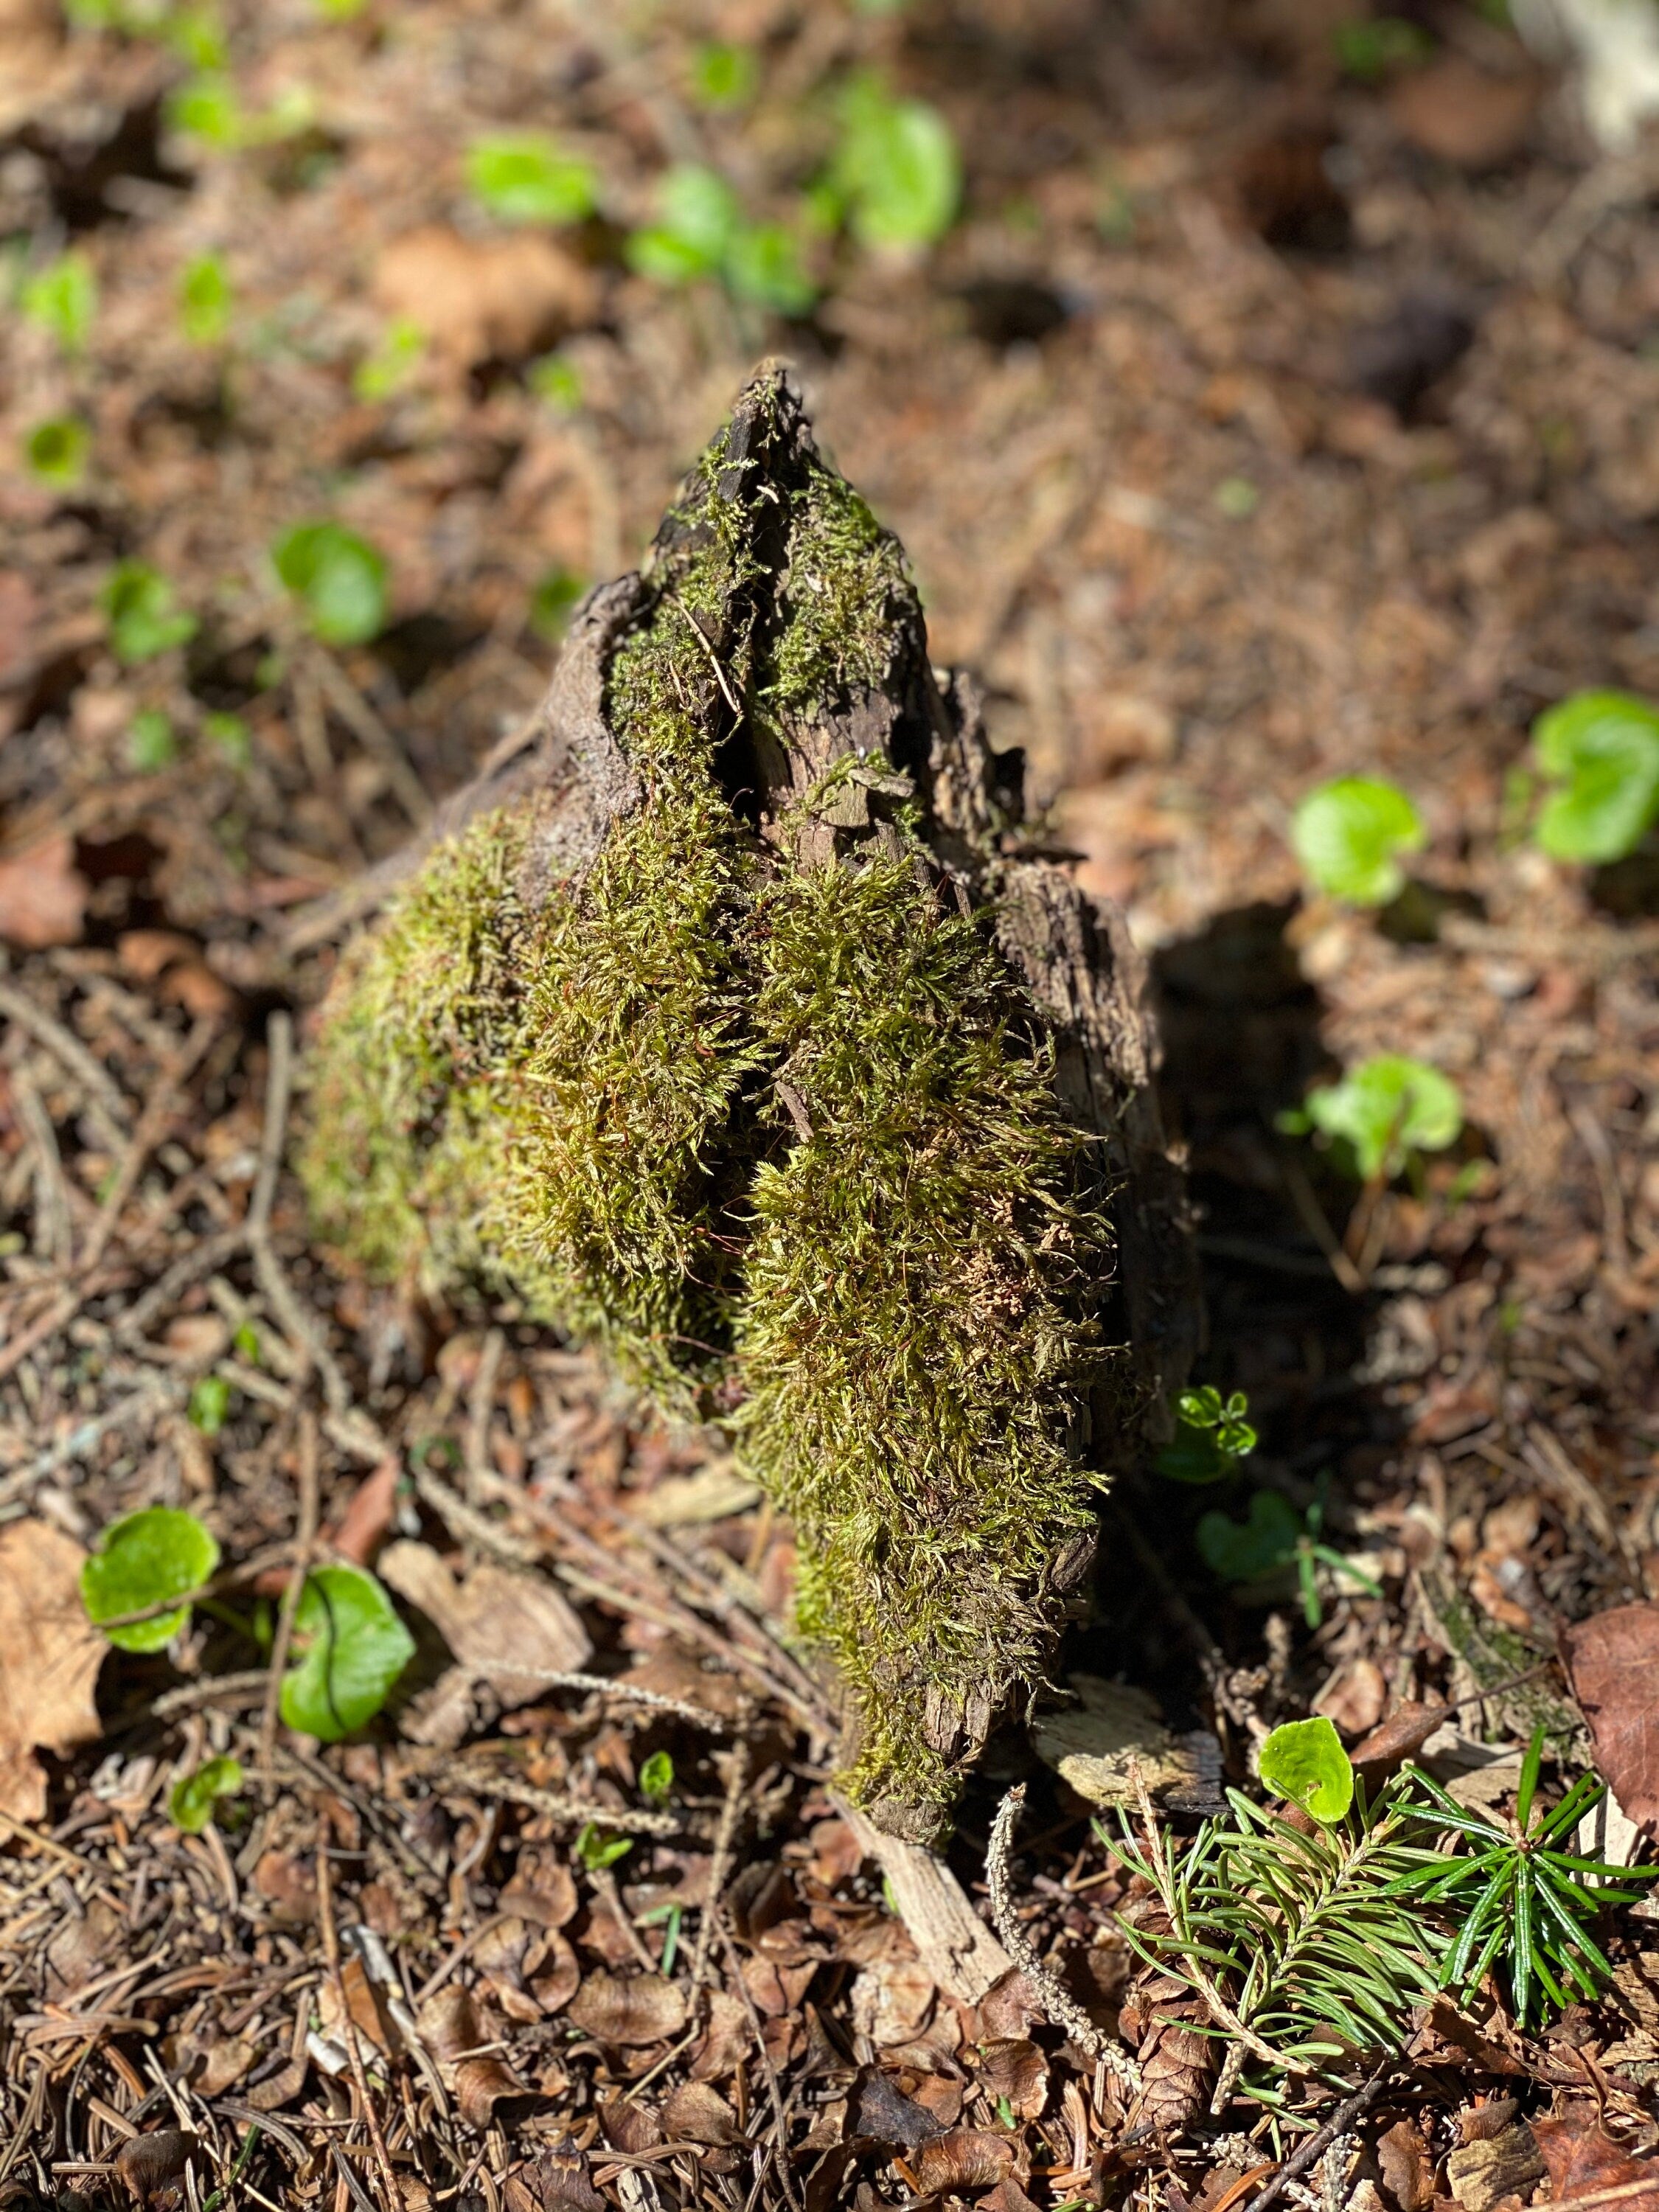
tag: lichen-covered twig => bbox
[987,1784,1144,2093]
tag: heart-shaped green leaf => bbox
[1298,1053,1462,1181]
[1197,1489,1302,1582]
[1533,689,1659,863]
[170,1754,244,1834]
[1257,1716,1354,1824]
[81,1507,221,1653]
[279,1564,414,1741]
[1291,776,1424,906]
[271,521,389,647]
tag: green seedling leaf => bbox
[21,252,97,355]
[353,317,424,403]
[1291,776,1425,906]
[128,709,177,771]
[1532,689,1659,863]
[82,1507,221,1653]
[166,5,226,68]
[271,520,388,646]
[528,352,582,412]
[1214,476,1258,519]
[834,76,961,250]
[232,1319,261,1360]
[627,164,740,283]
[204,711,251,767]
[101,560,199,664]
[529,567,585,643]
[1297,1053,1463,1180]
[170,1754,243,1834]
[24,417,90,489]
[166,72,244,147]
[279,1564,414,1740]
[1157,1384,1257,1483]
[692,41,758,108]
[724,221,817,314]
[575,1821,633,1871]
[1334,15,1434,80]
[639,1750,674,1804]
[1259,1715,1354,1824]
[188,1374,233,1433]
[466,133,597,226]
[1197,1488,1303,1582]
[179,252,232,344]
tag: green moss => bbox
[301,369,1120,1834]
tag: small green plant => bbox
[1258,1716,1354,1823]
[1198,1481,1382,1629]
[575,1822,633,1871]
[1531,689,1659,863]
[204,710,251,767]
[1386,1725,1658,2029]
[1283,1053,1463,1182]
[627,165,816,313]
[24,417,90,489]
[82,1507,221,1652]
[1333,15,1434,80]
[466,133,597,227]
[1291,776,1424,906]
[101,560,199,664]
[129,708,178,771]
[527,352,582,413]
[529,567,585,643]
[353,317,424,402]
[1156,1385,1256,1484]
[1214,476,1259,521]
[271,520,388,646]
[21,252,98,355]
[187,1373,233,1433]
[166,73,311,150]
[170,1754,243,1833]
[179,251,232,344]
[279,1564,413,1740]
[691,41,758,108]
[830,74,960,250]
[639,1749,674,1804]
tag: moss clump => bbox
[301,367,1120,1834]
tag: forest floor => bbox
[3,3,1659,2211]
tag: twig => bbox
[457,1664,737,1733]
[1238,2067,1388,2212]
[78,1012,220,1275]
[451,1771,679,1836]
[316,1823,400,2212]
[720,1927,804,2212]
[259,1411,319,1779]
[0,975,131,1135]
[691,1731,751,1991]
[0,1382,181,1510]
[411,1463,540,1568]
[307,646,434,828]
[152,1672,271,1719]
[463,1329,505,1506]
[989,1785,1144,2093]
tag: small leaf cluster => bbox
[1280,1052,1463,1183]
[1156,1385,1257,1485]
[1197,1484,1381,1628]
[627,164,816,316]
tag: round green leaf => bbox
[1156,1421,1234,1484]
[1532,690,1659,863]
[1301,1053,1462,1181]
[101,560,199,665]
[21,252,97,355]
[271,521,388,647]
[466,134,597,227]
[725,223,818,315]
[1291,776,1424,906]
[179,252,232,345]
[836,80,961,250]
[692,41,759,109]
[529,567,585,643]
[24,417,90,489]
[279,1564,414,1741]
[170,1754,243,1834]
[1197,1489,1303,1582]
[81,1507,221,1654]
[1257,1716,1354,1823]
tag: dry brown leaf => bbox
[687,1988,750,2080]
[378,1540,592,1702]
[373,226,600,368]
[319,1955,397,2053]
[911,2128,1016,2196]
[455,2054,528,2127]
[975,2037,1049,2122]
[598,2095,662,2152]
[193,2037,256,2098]
[0,835,87,950]
[566,1970,687,2047]
[1534,2107,1659,2212]
[329,1457,401,1568]
[0,1520,106,1819]
[45,1897,124,1994]
[1445,2123,1543,2212]
[661,2081,742,2147]
[529,1931,581,2014]
[252,1848,318,1927]
[1351,1702,1453,1790]
[115,2132,200,2209]
[243,2058,308,2112]
[1378,2120,1436,2212]
[1388,59,1542,171]
[416,1983,486,2067]
[1565,1604,1659,1835]
[501,1855,579,1930]
[979,2181,1043,2212]
[1313,1656,1387,1737]
[852,2069,941,2152]
[504,2147,605,2212]
[849,1956,936,2047]
[976,1969,1046,2041]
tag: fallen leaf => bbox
[194,2037,256,2097]
[504,2146,605,2212]
[979,2183,1042,2212]
[975,2037,1048,2121]
[319,1956,397,2054]
[1565,1603,1659,1835]
[116,2132,200,2209]
[45,1897,124,1994]
[599,2095,662,2152]
[328,1456,400,1568]
[0,835,88,950]
[852,2069,941,2152]
[373,226,600,369]
[911,2128,1017,2196]
[0,1520,106,1818]
[1032,1675,1206,1806]
[566,1971,687,2047]
[1314,1657,1388,1738]
[850,1957,936,2048]
[976,1969,1046,2041]
[1533,2108,1659,2212]
[529,1933,581,2014]
[661,2081,742,2147]
[1446,2122,1543,2212]
[687,1988,750,2080]
[1378,2120,1435,2212]
[378,1540,592,1703]
[1351,1701,1453,1790]
[456,2055,529,2127]
[252,1848,318,1927]
[501,1854,578,1930]
[1388,59,1542,170]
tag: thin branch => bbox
[1239,2067,1388,2212]
[691,1730,751,1990]
[259,1411,319,1779]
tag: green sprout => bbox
[82,1508,221,1652]
[1259,1716,1354,1823]
[639,1749,674,1804]
[128,709,178,771]
[1531,689,1659,863]
[353,317,424,403]
[1281,1053,1463,1182]
[529,567,585,643]
[204,710,251,767]
[830,74,961,251]
[101,560,199,664]
[1156,1384,1256,1484]
[279,1565,414,1740]
[170,1754,244,1834]
[187,1373,233,1434]
[179,251,232,344]
[466,133,597,227]
[527,352,582,413]
[574,1823,633,1872]
[21,252,97,355]
[24,417,90,489]
[1291,776,1425,907]
[1333,16,1434,80]
[1198,1481,1382,1629]
[627,164,817,314]
[691,41,758,108]
[271,520,388,647]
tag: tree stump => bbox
[300,364,1199,1840]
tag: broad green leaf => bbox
[1291,776,1424,905]
[128,709,178,771]
[1299,1053,1463,1180]
[81,1507,221,1654]
[692,41,759,108]
[21,253,97,355]
[1259,1716,1354,1824]
[170,1754,243,1833]
[1156,1421,1235,1484]
[1197,1489,1303,1581]
[279,1564,414,1740]
[271,521,388,646]
[101,561,199,664]
[1532,689,1659,863]
[24,417,89,489]
[179,252,232,344]
[353,318,424,403]
[627,164,739,282]
[466,134,597,227]
[1158,1385,1256,1481]
[835,77,960,249]
[639,1750,674,1804]
[725,222,817,314]
[165,73,244,147]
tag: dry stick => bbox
[452,1771,679,1837]
[307,647,434,830]
[0,975,131,1135]
[0,1381,181,1510]
[259,1411,320,1780]
[988,1786,1144,2095]
[463,1329,506,1506]
[720,1927,804,2212]
[456,1663,737,1733]
[316,1827,400,2212]
[690,1730,751,1992]
[79,1013,221,1276]
[1238,2067,1388,2212]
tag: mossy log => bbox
[300,364,1199,1840]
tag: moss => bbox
[301,369,1120,1834]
